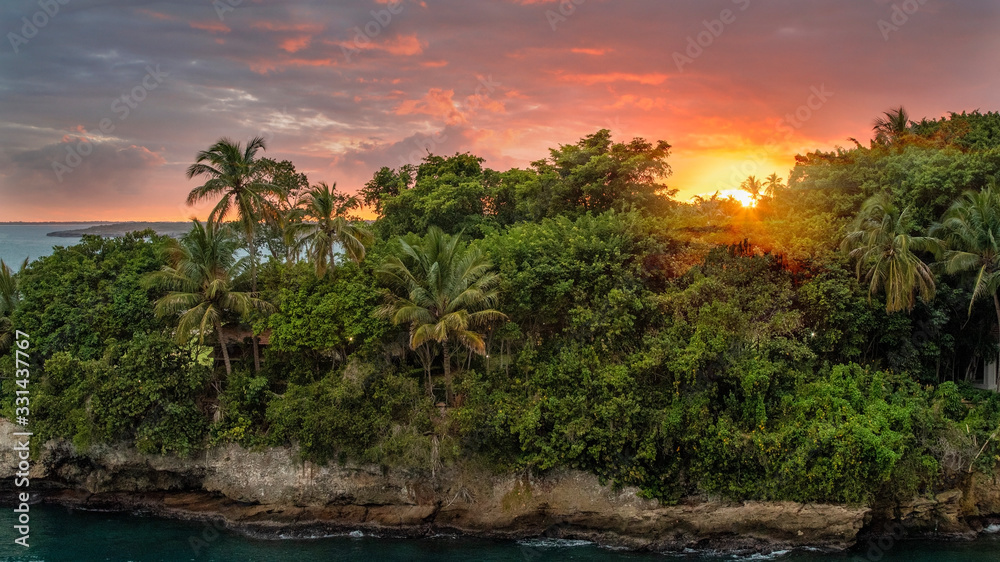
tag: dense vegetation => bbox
[5,110,1000,506]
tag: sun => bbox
[718,189,757,207]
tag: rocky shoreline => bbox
[3,420,1000,555]
[31,488,861,554]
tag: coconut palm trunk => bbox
[936,184,1000,375]
[994,293,1000,370]
[185,136,282,375]
[143,220,273,413]
[247,227,261,372]
[214,317,232,378]
[442,341,452,405]
[377,227,507,407]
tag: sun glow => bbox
[718,189,757,207]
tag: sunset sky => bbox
[2,0,999,221]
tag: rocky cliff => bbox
[2,419,996,554]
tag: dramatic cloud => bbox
[1,0,999,220]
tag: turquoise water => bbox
[0,224,103,268]
[0,506,999,561]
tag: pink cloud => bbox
[556,72,669,85]
[395,89,466,125]
[190,21,231,34]
[280,36,312,53]
[251,21,325,33]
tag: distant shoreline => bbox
[0,221,115,225]
[43,222,191,238]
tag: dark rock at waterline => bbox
[4,419,998,555]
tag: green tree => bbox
[764,173,784,199]
[143,221,271,383]
[480,211,658,349]
[377,227,506,404]
[0,258,26,353]
[524,129,674,219]
[361,165,414,216]
[935,184,1000,352]
[255,158,310,263]
[842,193,938,312]
[13,231,167,360]
[291,182,374,277]
[873,106,911,146]
[740,175,764,204]
[375,154,490,237]
[186,136,282,371]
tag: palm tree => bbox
[741,175,764,204]
[377,227,506,405]
[186,136,282,371]
[143,220,272,385]
[291,182,375,277]
[764,173,784,199]
[0,258,26,353]
[842,193,938,313]
[934,183,1000,352]
[873,106,910,146]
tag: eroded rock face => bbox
[0,418,943,553]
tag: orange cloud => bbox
[190,21,231,34]
[395,89,466,125]
[609,94,667,111]
[557,72,668,85]
[327,33,426,58]
[251,21,325,33]
[465,94,506,114]
[570,48,610,56]
[280,36,312,53]
[384,34,425,56]
[137,9,179,21]
[248,57,337,74]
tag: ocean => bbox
[0,506,999,561]
[0,224,104,269]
